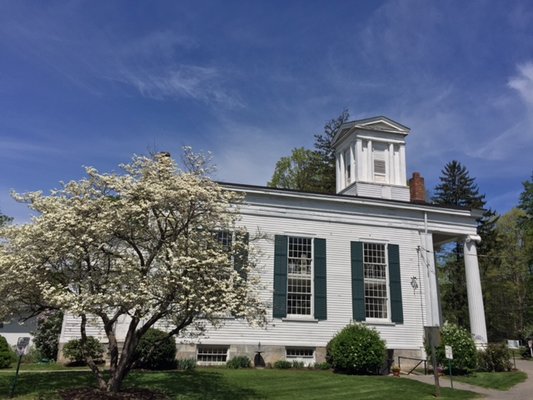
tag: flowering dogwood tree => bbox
[0,150,265,392]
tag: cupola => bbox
[331,116,410,201]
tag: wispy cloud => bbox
[508,62,533,107]
[113,65,243,107]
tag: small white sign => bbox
[445,345,453,360]
[507,340,520,349]
[16,337,30,356]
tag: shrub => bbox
[62,337,104,365]
[291,360,305,369]
[0,335,16,368]
[21,346,42,364]
[33,311,63,361]
[274,360,292,369]
[426,323,477,375]
[226,355,251,369]
[326,324,386,375]
[314,361,330,370]
[176,358,197,371]
[134,329,177,370]
[477,343,512,372]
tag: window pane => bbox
[197,346,229,363]
[363,243,388,319]
[287,237,312,315]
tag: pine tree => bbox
[432,161,498,331]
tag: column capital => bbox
[465,234,481,244]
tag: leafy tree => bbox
[268,110,350,194]
[483,209,532,341]
[432,160,497,329]
[519,172,533,266]
[267,147,322,191]
[0,150,265,393]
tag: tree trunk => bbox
[80,314,107,391]
[106,317,140,393]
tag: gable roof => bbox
[332,116,410,147]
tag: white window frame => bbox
[286,347,315,366]
[196,345,229,365]
[363,242,390,321]
[286,236,314,318]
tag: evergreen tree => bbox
[313,109,350,194]
[432,161,498,330]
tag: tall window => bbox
[373,143,387,183]
[216,230,232,251]
[363,243,388,319]
[287,237,313,315]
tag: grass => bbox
[0,367,479,400]
[451,370,527,390]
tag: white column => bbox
[335,153,341,193]
[388,143,394,184]
[464,236,488,346]
[420,233,440,326]
[394,145,400,185]
[367,140,373,182]
[350,142,356,183]
[399,144,406,185]
[356,138,363,181]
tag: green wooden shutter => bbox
[313,238,327,320]
[388,244,404,324]
[234,231,249,280]
[273,235,288,318]
[351,241,366,321]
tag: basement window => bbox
[197,345,229,364]
[286,347,315,366]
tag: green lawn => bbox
[451,370,527,390]
[0,368,479,400]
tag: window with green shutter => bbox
[273,235,327,320]
[351,241,403,324]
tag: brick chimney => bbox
[409,172,426,203]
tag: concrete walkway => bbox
[403,360,532,399]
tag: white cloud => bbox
[508,62,533,106]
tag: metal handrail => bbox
[397,356,428,375]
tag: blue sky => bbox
[1,0,533,223]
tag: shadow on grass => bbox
[0,371,95,399]
[127,370,261,400]
[0,370,261,400]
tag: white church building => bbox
[58,116,487,366]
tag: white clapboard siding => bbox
[60,314,107,343]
